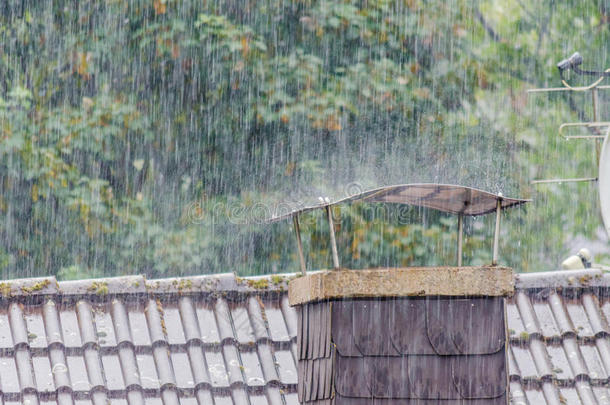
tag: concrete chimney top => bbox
[288,266,514,306]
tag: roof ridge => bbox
[0,272,301,298]
[515,268,609,290]
[4,267,608,299]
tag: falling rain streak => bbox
[0,0,607,279]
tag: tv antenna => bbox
[528,52,610,233]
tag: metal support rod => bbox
[593,88,600,121]
[559,121,610,137]
[527,85,610,93]
[457,213,463,267]
[531,177,598,184]
[492,199,501,266]
[563,135,606,140]
[326,205,340,270]
[593,88,602,164]
[292,215,307,275]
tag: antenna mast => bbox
[529,52,610,237]
[528,52,610,184]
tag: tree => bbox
[0,0,607,279]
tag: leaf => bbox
[31,184,39,203]
[153,0,167,15]
[241,36,249,58]
[74,52,92,80]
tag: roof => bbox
[509,268,610,405]
[0,268,609,404]
[266,183,530,223]
[0,273,299,405]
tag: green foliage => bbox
[0,0,608,279]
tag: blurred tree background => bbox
[0,0,608,279]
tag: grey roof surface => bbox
[0,268,609,404]
[0,273,299,405]
[509,269,610,405]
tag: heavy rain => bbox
[0,0,608,279]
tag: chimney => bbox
[289,266,514,405]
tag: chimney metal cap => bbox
[266,183,529,223]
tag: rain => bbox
[0,0,608,280]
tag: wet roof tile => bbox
[231,303,256,344]
[509,268,610,404]
[263,300,291,342]
[136,352,160,389]
[0,273,298,404]
[275,348,298,385]
[32,355,54,392]
[101,353,125,390]
[170,350,195,388]
[163,304,187,345]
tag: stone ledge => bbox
[288,266,514,305]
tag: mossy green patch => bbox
[270,275,285,285]
[0,283,12,298]
[21,279,51,294]
[88,281,109,296]
[246,278,269,289]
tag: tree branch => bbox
[599,3,610,26]
[514,0,536,21]
[474,9,502,42]
[535,8,553,57]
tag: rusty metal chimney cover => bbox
[267,183,529,223]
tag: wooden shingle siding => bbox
[297,297,508,404]
[297,302,334,403]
